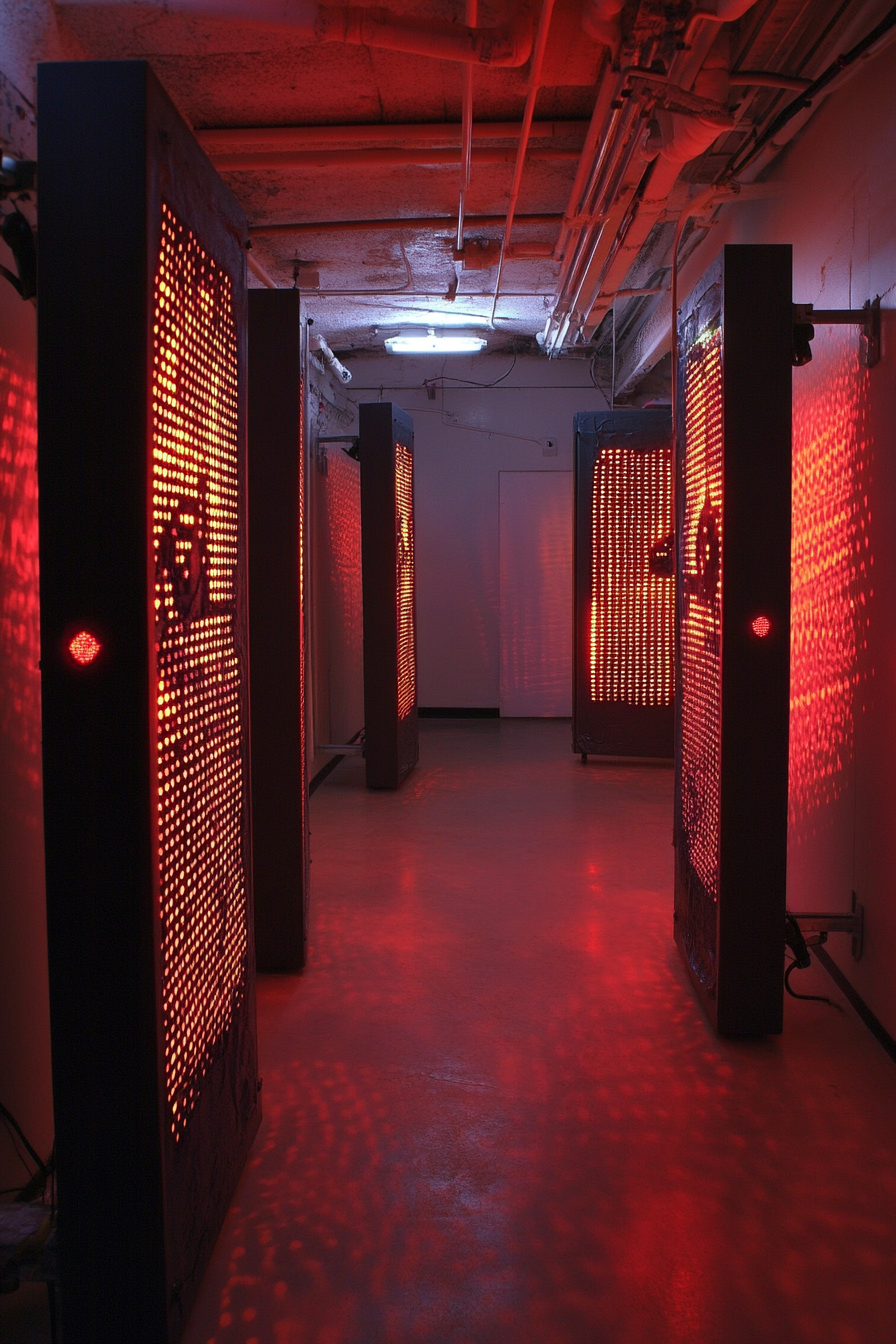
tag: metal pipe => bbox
[197,120,589,151]
[210,145,580,171]
[489,0,558,327]
[249,213,562,236]
[456,0,478,252]
[246,248,278,288]
[58,0,534,66]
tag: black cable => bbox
[727,4,896,179]
[0,1102,45,1173]
[422,346,518,393]
[784,958,842,1009]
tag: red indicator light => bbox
[751,615,771,639]
[69,630,102,664]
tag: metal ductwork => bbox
[56,0,535,66]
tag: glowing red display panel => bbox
[152,204,247,1141]
[69,630,102,664]
[673,246,792,1038]
[573,409,674,759]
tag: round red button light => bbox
[751,615,771,639]
[69,630,102,665]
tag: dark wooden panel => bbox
[248,289,309,971]
[674,244,792,1038]
[38,61,259,1342]
[359,402,418,788]
[573,409,674,758]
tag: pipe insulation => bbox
[56,0,534,65]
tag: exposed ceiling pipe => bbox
[456,0,478,253]
[542,1,758,354]
[208,145,581,171]
[58,0,534,65]
[247,248,278,288]
[489,0,558,327]
[197,121,590,151]
[249,213,563,236]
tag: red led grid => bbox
[69,630,102,664]
[589,447,674,706]
[790,328,872,826]
[152,204,247,1142]
[395,440,416,721]
[679,328,724,904]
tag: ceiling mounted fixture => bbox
[384,329,487,354]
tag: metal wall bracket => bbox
[789,897,865,961]
[792,296,881,367]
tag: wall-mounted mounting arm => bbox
[792,296,880,368]
[788,901,865,961]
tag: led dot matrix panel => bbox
[573,410,674,758]
[360,403,419,788]
[38,62,258,1342]
[674,245,792,1038]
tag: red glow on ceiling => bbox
[152,203,247,1143]
[68,630,102,664]
[790,327,872,827]
[679,326,724,911]
[751,615,771,639]
[589,446,673,706]
[396,440,416,721]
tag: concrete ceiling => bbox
[49,0,896,370]
[55,0,607,352]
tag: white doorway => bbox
[499,470,573,716]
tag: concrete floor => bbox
[182,719,896,1344]
[5,719,896,1343]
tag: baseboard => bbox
[418,707,500,718]
[814,945,896,1065]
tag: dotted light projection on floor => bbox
[152,204,247,1142]
[679,328,724,907]
[589,447,674,706]
[395,440,416,721]
[790,328,872,826]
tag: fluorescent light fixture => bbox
[385,328,487,354]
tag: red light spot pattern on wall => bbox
[751,616,771,639]
[396,440,416,721]
[589,447,674,706]
[679,328,724,908]
[68,630,101,664]
[790,327,872,827]
[0,346,40,796]
[152,204,247,1142]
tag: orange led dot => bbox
[751,615,771,638]
[69,630,102,665]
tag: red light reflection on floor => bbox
[790,328,872,825]
[182,725,896,1344]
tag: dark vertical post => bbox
[674,244,792,1037]
[359,402,418,788]
[248,290,309,970]
[38,61,259,1342]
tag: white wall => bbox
[340,354,610,707]
[664,38,896,1037]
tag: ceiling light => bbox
[385,328,487,354]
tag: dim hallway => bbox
[173,719,896,1344]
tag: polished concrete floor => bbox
[5,720,895,1344]
[181,719,896,1344]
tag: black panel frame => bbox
[573,409,674,759]
[359,402,418,788]
[674,244,792,1038]
[248,290,309,971]
[38,61,259,1342]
